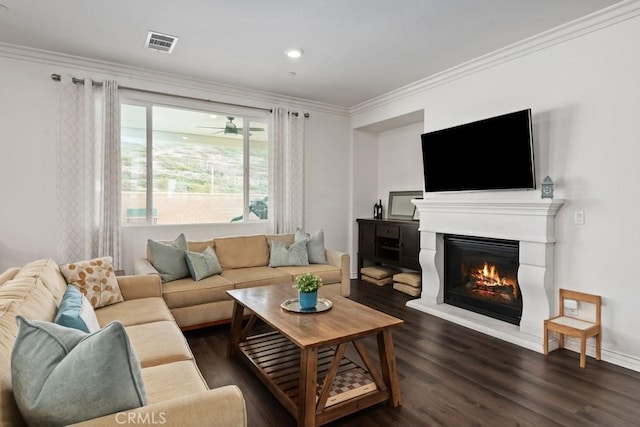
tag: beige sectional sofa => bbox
[0,258,246,427]
[134,233,350,330]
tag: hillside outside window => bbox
[120,102,268,224]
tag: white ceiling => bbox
[0,0,623,108]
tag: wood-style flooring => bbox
[185,280,640,426]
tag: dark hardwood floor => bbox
[185,280,640,426]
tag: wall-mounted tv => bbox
[421,109,536,193]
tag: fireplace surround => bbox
[408,197,564,353]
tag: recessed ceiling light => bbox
[285,48,303,59]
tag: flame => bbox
[473,262,518,299]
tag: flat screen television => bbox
[421,109,536,193]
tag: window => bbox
[121,102,268,224]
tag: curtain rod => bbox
[51,73,310,118]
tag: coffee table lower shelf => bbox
[236,330,390,425]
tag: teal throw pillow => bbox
[294,228,327,264]
[185,246,222,281]
[54,285,101,333]
[148,233,190,282]
[269,240,309,267]
[11,316,147,426]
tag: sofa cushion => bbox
[124,321,193,368]
[141,360,208,404]
[222,266,292,289]
[266,233,294,246]
[148,233,190,283]
[214,235,269,269]
[54,285,101,333]
[295,228,327,264]
[162,275,234,309]
[187,239,215,254]
[11,316,147,426]
[0,276,58,322]
[60,256,124,308]
[268,240,309,267]
[14,258,69,304]
[0,301,22,426]
[95,297,174,327]
[275,264,342,286]
[0,267,20,287]
[186,246,222,281]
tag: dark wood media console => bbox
[356,218,420,278]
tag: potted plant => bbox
[294,273,323,309]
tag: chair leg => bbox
[596,333,602,361]
[559,333,564,349]
[543,325,549,355]
[580,337,587,368]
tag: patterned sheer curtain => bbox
[56,76,122,267]
[268,107,305,234]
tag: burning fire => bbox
[470,262,518,299]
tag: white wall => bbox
[377,122,424,205]
[351,13,640,369]
[0,48,351,275]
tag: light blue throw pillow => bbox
[294,228,327,264]
[185,246,222,281]
[268,240,309,267]
[11,316,147,426]
[148,233,190,282]
[54,285,101,333]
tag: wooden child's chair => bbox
[543,288,601,368]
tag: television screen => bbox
[421,109,535,193]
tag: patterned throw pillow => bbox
[59,256,123,308]
[268,240,309,267]
[185,246,222,281]
[294,228,327,264]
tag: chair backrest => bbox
[559,288,601,324]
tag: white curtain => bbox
[268,107,305,234]
[56,76,122,267]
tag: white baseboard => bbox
[558,337,640,372]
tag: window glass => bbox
[248,120,269,221]
[121,103,268,224]
[121,104,148,223]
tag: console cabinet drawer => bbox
[376,225,399,239]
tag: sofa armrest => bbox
[134,258,161,276]
[70,386,246,427]
[116,274,162,300]
[325,249,350,297]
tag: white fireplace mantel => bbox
[408,197,564,353]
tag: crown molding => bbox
[350,0,640,115]
[0,42,348,116]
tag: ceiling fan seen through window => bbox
[197,116,265,135]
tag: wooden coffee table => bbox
[226,284,404,427]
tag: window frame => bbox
[120,93,269,225]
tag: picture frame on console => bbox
[387,191,422,220]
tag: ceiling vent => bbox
[145,31,178,53]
